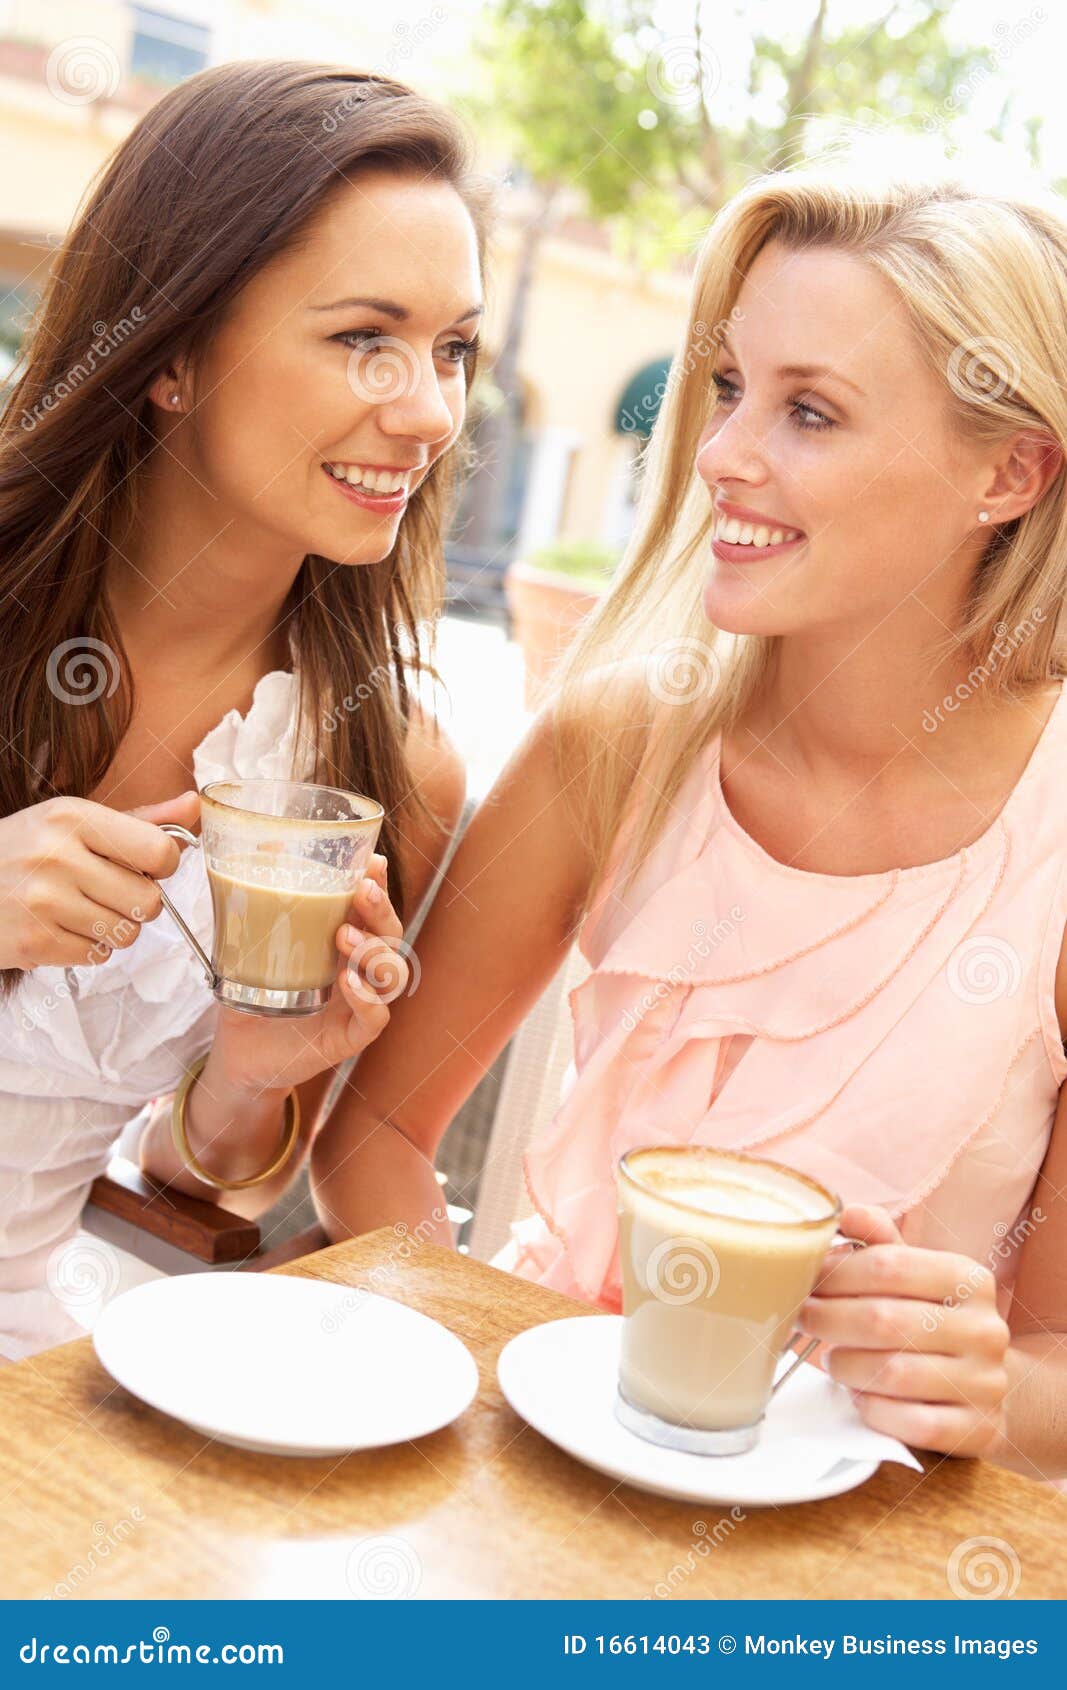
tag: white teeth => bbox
[715,516,801,546]
[328,463,407,494]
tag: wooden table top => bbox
[0,1228,1062,1600]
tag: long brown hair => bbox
[0,59,492,998]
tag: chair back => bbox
[466,942,590,1262]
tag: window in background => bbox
[127,4,210,85]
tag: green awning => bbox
[613,355,672,438]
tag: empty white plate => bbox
[498,1316,921,1507]
[93,1273,479,1456]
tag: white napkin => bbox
[759,1351,923,1475]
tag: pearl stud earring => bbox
[170,394,180,406]
[978,510,990,523]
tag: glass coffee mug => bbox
[616,1145,861,1456]
[153,779,384,1018]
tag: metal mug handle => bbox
[152,823,218,990]
[770,1234,868,1398]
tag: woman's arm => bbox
[310,697,602,1245]
[994,1050,1067,1480]
[140,709,468,1217]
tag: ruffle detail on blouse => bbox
[193,666,314,789]
[522,795,1028,1310]
[4,666,307,1104]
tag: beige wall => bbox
[485,221,691,549]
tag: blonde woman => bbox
[314,142,1067,1480]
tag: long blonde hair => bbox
[552,131,1067,919]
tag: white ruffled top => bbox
[0,666,313,1106]
[0,663,309,1361]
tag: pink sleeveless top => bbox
[509,681,1067,1317]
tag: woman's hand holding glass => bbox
[206,852,410,1098]
[797,1203,1012,1459]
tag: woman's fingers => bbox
[825,1345,1009,1407]
[811,1239,994,1302]
[344,855,402,941]
[798,1291,1002,1357]
[76,844,167,924]
[340,929,411,1002]
[849,1391,1006,1460]
[335,950,393,1032]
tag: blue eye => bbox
[711,370,835,433]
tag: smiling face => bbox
[183,168,482,566]
[694,238,991,638]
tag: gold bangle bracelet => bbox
[171,1054,301,1191]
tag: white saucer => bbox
[497,1316,915,1507]
[93,1273,478,1456]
